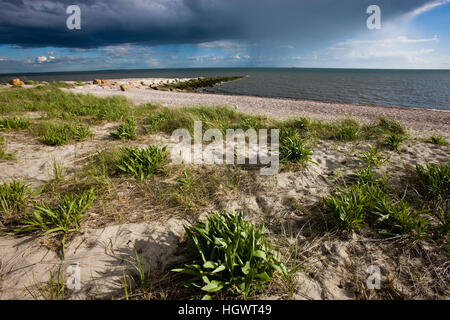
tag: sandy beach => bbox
[68,78,450,137]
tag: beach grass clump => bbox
[116,145,167,180]
[359,145,387,168]
[0,179,36,222]
[309,118,360,141]
[46,81,76,89]
[17,189,95,259]
[428,135,448,146]
[234,116,265,131]
[111,118,137,140]
[385,133,404,152]
[72,126,94,141]
[172,211,285,299]
[0,116,31,131]
[278,118,310,133]
[279,129,314,164]
[0,86,132,122]
[415,162,449,202]
[0,136,15,160]
[34,122,93,146]
[375,116,406,136]
[332,118,360,141]
[144,105,244,134]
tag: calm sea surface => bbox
[1,68,449,110]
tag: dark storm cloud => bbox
[0,0,435,48]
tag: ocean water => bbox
[1,68,449,110]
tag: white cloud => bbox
[407,0,450,19]
[196,40,252,54]
[333,35,439,48]
[36,56,48,63]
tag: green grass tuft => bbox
[416,162,449,202]
[385,133,404,152]
[0,179,36,222]
[279,129,314,164]
[376,117,406,135]
[323,181,428,238]
[116,145,167,180]
[17,189,95,259]
[34,122,93,146]
[428,135,448,146]
[111,118,137,140]
[359,145,387,168]
[0,116,30,131]
[0,136,15,160]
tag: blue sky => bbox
[0,0,449,73]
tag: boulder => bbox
[120,84,131,91]
[93,79,109,85]
[8,78,24,86]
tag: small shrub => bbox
[17,189,95,258]
[0,117,30,131]
[116,145,167,180]
[360,145,387,168]
[429,135,448,146]
[172,211,285,299]
[385,133,404,152]
[111,118,137,140]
